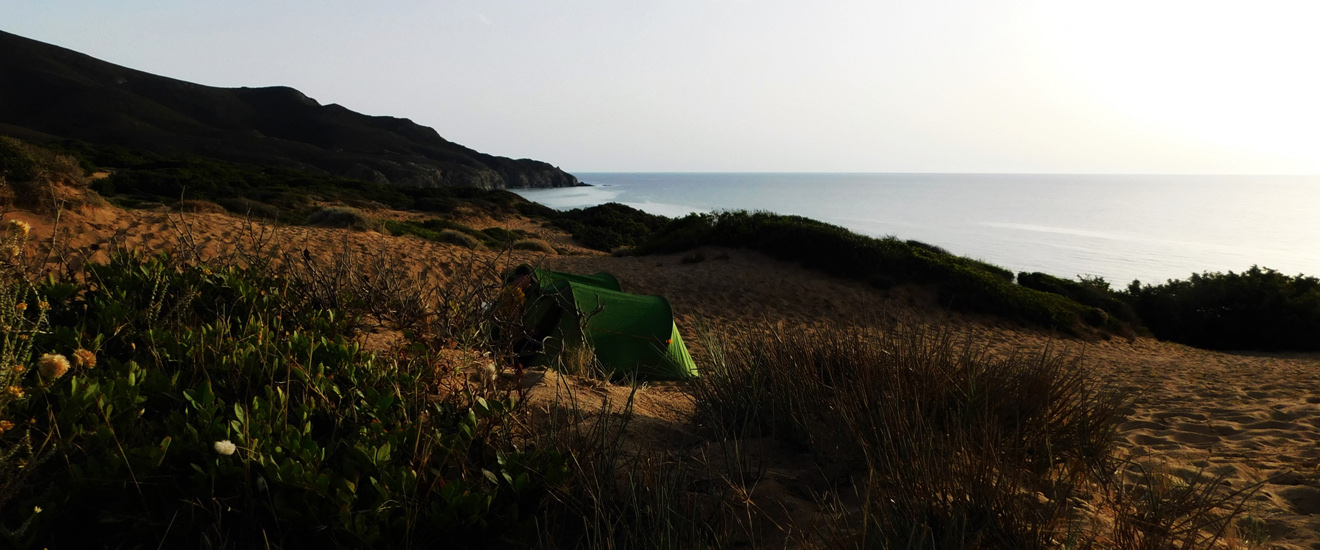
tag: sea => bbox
[513,173,1320,287]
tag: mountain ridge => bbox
[0,29,579,189]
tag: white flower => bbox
[213,440,236,456]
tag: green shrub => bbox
[639,211,1110,333]
[0,137,91,212]
[435,229,483,249]
[414,196,458,213]
[305,207,373,230]
[1124,266,1320,351]
[905,239,950,256]
[548,203,669,252]
[1,253,567,548]
[176,199,226,213]
[216,197,281,220]
[382,219,441,240]
[419,218,485,239]
[1018,272,1140,335]
[0,137,37,183]
[480,227,523,248]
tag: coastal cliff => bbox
[0,30,578,189]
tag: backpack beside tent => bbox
[505,265,697,380]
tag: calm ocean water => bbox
[513,173,1320,286]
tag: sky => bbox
[4,0,1319,173]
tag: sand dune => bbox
[18,202,1320,548]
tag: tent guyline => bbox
[503,265,697,380]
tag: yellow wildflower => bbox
[14,302,24,311]
[6,386,23,398]
[0,420,12,432]
[37,301,48,310]
[38,353,69,379]
[7,220,30,237]
[73,349,96,369]
[11,365,23,374]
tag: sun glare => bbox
[1037,1,1320,172]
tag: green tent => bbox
[506,265,697,380]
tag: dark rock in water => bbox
[0,30,580,189]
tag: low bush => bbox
[382,219,441,241]
[0,137,38,183]
[1124,266,1320,351]
[1018,272,1140,336]
[510,239,556,254]
[435,229,483,250]
[639,211,1108,334]
[0,138,92,212]
[216,197,281,220]
[305,206,374,230]
[480,227,524,248]
[176,199,226,213]
[385,219,536,251]
[418,218,489,242]
[548,203,669,252]
[0,251,566,548]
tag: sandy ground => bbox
[14,201,1320,549]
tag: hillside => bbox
[0,180,1315,548]
[0,143,1316,547]
[0,30,578,189]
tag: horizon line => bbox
[566,171,1320,177]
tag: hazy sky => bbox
[5,1,1319,173]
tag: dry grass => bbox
[511,238,557,255]
[689,321,1260,549]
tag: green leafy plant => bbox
[1123,266,1320,351]
[640,211,1114,334]
[0,252,569,548]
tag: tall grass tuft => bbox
[532,378,731,549]
[689,321,1256,549]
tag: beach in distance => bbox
[517,173,1320,286]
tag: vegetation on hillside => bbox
[0,140,1272,545]
[1017,272,1141,337]
[545,203,670,252]
[0,232,1256,548]
[0,137,549,225]
[1124,267,1320,351]
[9,135,1320,352]
[637,211,1119,335]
